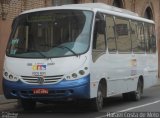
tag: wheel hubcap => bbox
[136,83,141,99]
[97,90,103,109]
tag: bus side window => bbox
[132,22,145,53]
[144,23,150,53]
[93,13,106,51]
[106,16,117,53]
[115,17,131,53]
[130,20,137,52]
[92,13,106,62]
[149,25,156,53]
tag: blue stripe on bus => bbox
[3,74,90,100]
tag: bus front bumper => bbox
[3,75,90,101]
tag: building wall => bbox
[0,20,12,94]
[0,0,47,94]
[0,0,159,94]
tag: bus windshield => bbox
[6,10,93,58]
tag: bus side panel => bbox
[107,79,127,96]
[90,53,137,97]
[143,53,158,89]
[106,54,138,96]
[90,51,157,98]
[90,53,107,98]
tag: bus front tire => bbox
[91,84,103,111]
[21,99,36,111]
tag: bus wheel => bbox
[91,84,103,111]
[21,99,36,111]
[131,80,143,101]
[122,93,130,101]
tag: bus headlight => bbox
[65,67,89,80]
[79,70,85,75]
[9,75,13,79]
[4,72,8,77]
[72,73,78,78]
[3,71,19,82]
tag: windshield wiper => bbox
[34,50,48,59]
[57,45,79,57]
[28,49,50,59]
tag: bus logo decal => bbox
[32,64,46,71]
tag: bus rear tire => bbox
[21,99,36,111]
[122,93,130,101]
[91,84,103,111]
[131,80,143,101]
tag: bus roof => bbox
[20,3,154,24]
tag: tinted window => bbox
[106,16,117,53]
[7,10,93,58]
[115,17,131,52]
[93,13,106,51]
[130,20,137,52]
[144,23,151,53]
[149,25,156,53]
[132,22,145,53]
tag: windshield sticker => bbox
[11,38,19,45]
[10,38,19,54]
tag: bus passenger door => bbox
[91,12,107,98]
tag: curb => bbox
[0,100,17,105]
[0,95,17,105]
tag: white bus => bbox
[3,3,158,111]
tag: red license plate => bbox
[33,88,48,95]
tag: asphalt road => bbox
[0,85,160,118]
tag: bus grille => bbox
[21,75,63,84]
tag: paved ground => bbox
[0,79,160,118]
[0,96,16,105]
[0,85,160,118]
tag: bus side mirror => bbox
[96,20,106,34]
